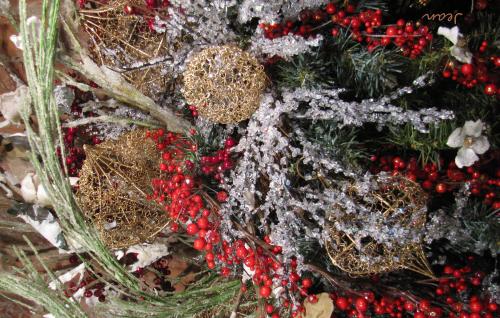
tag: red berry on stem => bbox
[259,286,272,298]
[484,84,497,95]
[336,297,350,311]
[302,278,313,289]
[461,64,474,76]
[186,223,199,235]
[325,3,336,14]
[355,297,368,312]
[435,183,447,194]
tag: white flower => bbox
[447,120,490,168]
[437,26,472,64]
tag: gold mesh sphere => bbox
[326,176,434,278]
[80,0,170,100]
[182,45,267,124]
[76,130,169,249]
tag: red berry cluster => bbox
[259,2,431,58]
[186,105,198,117]
[145,129,318,317]
[199,137,236,183]
[441,48,499,96]
[58,127,87,177]
[65,254,107,302]
[330,262,498,318]
[431,261,498,318]
[369,155,499,208]
[123,1,171,32]
[332,291,416,318]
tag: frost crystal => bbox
[285,85,454,133]
[249,32,324,60]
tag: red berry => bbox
[186,223,199,235]
[325,3,336,14]
[259,286,272,298]
[470,302,483,313]
[301,278,313,289]
[461,64,474,76]
[266,303,274,314]
[404,301,416,312]
[336,297,350,311]
[484,84,497,95]
[487,303,498,312]
[355,297,368,312]
[419,300,431,311]
[196,217,209,230]
[415,311,426,318]
[386,26,398,37]
[435,183,447,194]
[216,191,228,202]
[193,238,206,250]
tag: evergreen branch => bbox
[387,122,454,165]
[5,2,247,317]
[0,241,88,318]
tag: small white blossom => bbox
[447,120,490,168]
[437,26,472,64]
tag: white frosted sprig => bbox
[249,32,324,60]
[286,87,454,133]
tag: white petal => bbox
[9,34,23,50]
[0,85,29,123]
[446,128,465,148]
[437,26,460,45]
[20,173,37,203]
[450,46,473,64]
[463,120,484,137]
[36,184,52,207]
[26,16,41,27]
[471,136,490,155]
[455,147,479,168]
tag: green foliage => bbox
[274,52,333,88]
[0,239,88,318]
[468,12,500,51]
[387,122,453,165]
[444,200,500,256]
[345,47,407,98]
[305,120,367,168]
[356,0,390,12]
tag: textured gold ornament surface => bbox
[183,45,267,124]
[326,176,433,277]
[79,0,169,100]
[76,130,169,249]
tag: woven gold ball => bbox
[326,176,433,277]
[76,130,169,249]
[182,45,267,124]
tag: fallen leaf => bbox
[304,293,335,318]
[0,84,29,125]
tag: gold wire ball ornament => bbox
[76,130,169,249]
[79,0,170,100]
[182,45,267,124]
[326,176,434,278]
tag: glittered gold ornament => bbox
[182,46,267,124]
[76,130,169,249]
[326,176,434,277]
[79,0,170,100]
